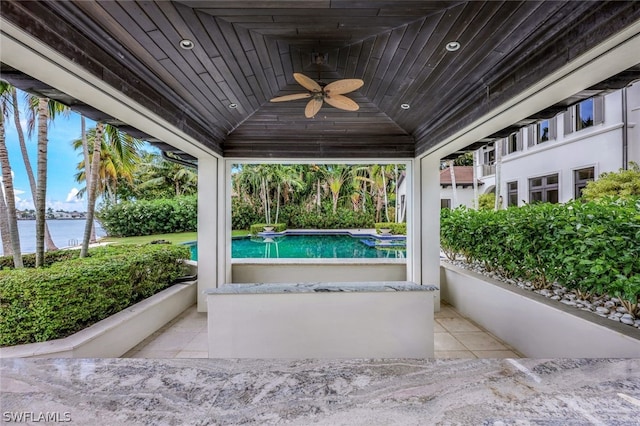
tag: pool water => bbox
[187,234,406,260]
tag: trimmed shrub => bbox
[0,249,80,270]
[375,222,406,235]
[440,198,640,316]
[0,244,190,346]
[97,196,197,237]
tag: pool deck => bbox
[123,301,521,359]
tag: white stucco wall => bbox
[440,186,477,209]
[475,84,640,206]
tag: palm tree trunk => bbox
[275,185,281,224]
[81,122,103,257]
[382,167,389,222]
[0,189,12,255]
[0,113,23,267]
[35,98,49,267]
[80,117,97,244]
[12,89,58,252]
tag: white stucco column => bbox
[197,156,219,311]
[413,154,441,310]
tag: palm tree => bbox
[73,125,142,204]
[12,88,59,253]
[449,160,458,208]
[81,122,104,257]
[324,165,348,214]
[25,94,68,266]
[0,187,11,255]
[0,86,23,267]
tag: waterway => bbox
[0,220,106,255]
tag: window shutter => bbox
[594,96,604,124]
[516,129,523,151]
[549,116,557,140]
[527,125,535,147]
[563,108,573,135]
[501,139,508,156]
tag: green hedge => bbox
[440,198,640,316]
[0,244,190,346]
[0,249,80,270]
[98,196,197,237]
[375,222,406,235]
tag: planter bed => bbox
[0,280,197,359]
[440,261,640,358]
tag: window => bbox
[507,181,518,206]
[507,132,522,154]
[528,118,556,147]
[529,174,559,204]
[441,199,451,209]
[576,98,594,131]
[483,144,495,164]
[537,120,550,143]
[574,167,595,199]
[565,97,604,135]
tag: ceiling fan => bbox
[270,73,364,118]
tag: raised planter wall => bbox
[0,279,197,359]
[440,262,640,357]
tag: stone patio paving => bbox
[123,301,521,359]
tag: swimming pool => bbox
[187,233,406,260]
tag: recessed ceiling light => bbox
[179,39,194,50]
[228,103,238,109]
[401,103,410,110]
[446,41,461,52]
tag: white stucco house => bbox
[472,81,640,208]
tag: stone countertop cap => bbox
[205,282,438,294]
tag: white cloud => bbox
[65,187,82,202]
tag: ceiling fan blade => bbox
[324,79,364,95]
[305,98,323,118]
[324,94,359,111]
[294,73,321,92]
[270,93,311,102]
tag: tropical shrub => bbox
[440,198,640,316]
[98,196,197,237]
[478,193,496,210]
[232,198,262,230]
[581,162,640,200]
[0,244,190,346]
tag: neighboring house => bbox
[473,81,640,208]
[440,166,483,209]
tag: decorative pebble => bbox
[442,259,636,329]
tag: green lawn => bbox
[102,230,249,245]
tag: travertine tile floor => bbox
[123,301,521,359]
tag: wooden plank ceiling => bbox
[2,1,640,158]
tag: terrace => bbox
[1,1,640,422]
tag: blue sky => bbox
[3,92,93,212]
